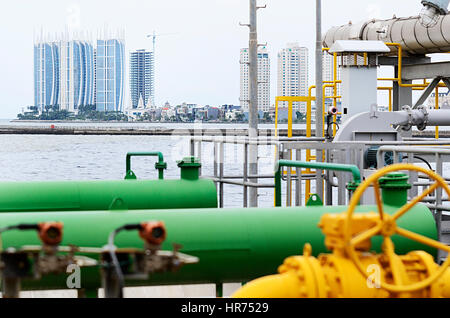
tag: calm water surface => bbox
[1,120,447,208]
[0,132,278,208]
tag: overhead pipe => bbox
[323,5,450,56]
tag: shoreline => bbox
[0,126,297,136]
[0,125,448,138]
[9,119,282,125]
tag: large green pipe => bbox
[275,160,362,206]
[0,203,437,291]
[0,156,217,212]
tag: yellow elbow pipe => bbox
[232,272,306,298]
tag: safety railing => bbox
[191,137,447,209]
[190,136,325,208]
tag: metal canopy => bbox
[329,40,390,53]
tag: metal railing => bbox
[189,136,325,208]
[190,136,450,209]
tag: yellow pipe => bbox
[274,43,341,202]
[378,43,428,88]
[288,100,293,138]
[306,86,316,203]
[323,80,342,84]
[389,88,392,112]
[377,87,393,112]
[322,84,335,138]
[333,53,338,135]
[232,272,306,298]
[274,99,279,138]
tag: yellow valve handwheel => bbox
[344,163,450,294]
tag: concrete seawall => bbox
[0,126,449,138]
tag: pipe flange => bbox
[416,105,429,131]
[400,105,413,131]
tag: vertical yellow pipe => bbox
[389,88,392,112]
[333,53,338,136]
[288,101,293,204]
[275,98,279,137]
[274,98,279,206]
[288,100,293,138]
[306,87,315,204]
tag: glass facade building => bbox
[34,32,125,113]
[130,49,154,108]
[34,42,60,111]
[59,41,95,112]
[95,39,125,112]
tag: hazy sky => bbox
[0,0,442,118]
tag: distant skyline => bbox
[1,0,449,118]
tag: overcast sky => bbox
[0,0,444,118]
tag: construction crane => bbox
[146,31,177,53]
[146,31,178,107]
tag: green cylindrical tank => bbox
[0,156,217,212]
[0,203,437,291]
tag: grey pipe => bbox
[323,12,450,55]
[389,107,450,130]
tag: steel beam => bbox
[378,56,431,66]
[413,77,442,108]
[402,61,450,81]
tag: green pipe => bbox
[275,160,362,206]
[125,152,167,180]
[0,179,217,212]
[0,156,216,212]
[0,203,436,291]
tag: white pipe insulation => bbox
[324,1,450,56]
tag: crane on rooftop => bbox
[145,31,178,107]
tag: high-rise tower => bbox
[95,32,125,112]
[130,49,154,109]
[59,40,95,112]
[277,43,309,112]
[34,41,60,111]
[240,46,271,112]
